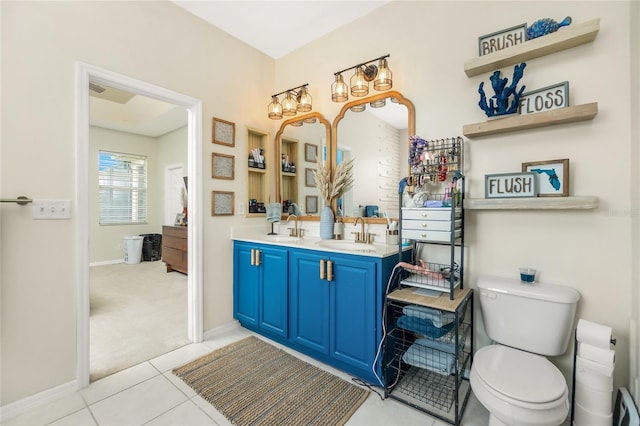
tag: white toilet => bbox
[470,275,580,426]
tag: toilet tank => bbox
[477,275,580,356]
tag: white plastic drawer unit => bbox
[402,207,461,221]
[401,208,462,243]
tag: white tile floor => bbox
[3,326,490,426]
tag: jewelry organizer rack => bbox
[409,137,464,186]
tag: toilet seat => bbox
[470,345,569,426]
[473,345,566,404]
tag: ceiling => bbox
[171,1,391,59]
[90,1,400,137]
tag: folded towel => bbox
[424,200,444,208]
[413,337,455,354]
[397,315,455,339]
[402,305,455,328]
[266,203,282,222]
[402,341,455,375]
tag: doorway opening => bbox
[76,62,203,388]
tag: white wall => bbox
[630,0,640,400]
[275,1,638,393]
[1,1,274,405]
[156,125,189,226]
[1,0,637,410]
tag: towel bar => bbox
[1,196,32,205]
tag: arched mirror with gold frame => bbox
[331,90,415,223]
[275,112,331,220]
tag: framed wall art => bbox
[212,152,235,180]
[305,143,318,162]
[212,117,235,147]
[305,168,316,187]
[522,159,569,197]
[212,191,235,215]
[305,195,318,214]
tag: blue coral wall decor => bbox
[478,62,527,117]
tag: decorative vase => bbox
[320,206,334,240]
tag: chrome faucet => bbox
[287,214,299,237]
[352,217,371,243]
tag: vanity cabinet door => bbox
[233,242,288,338]
[260,246,288,337]
[289,250,330,355]
[233,242,260,327]
[329,254,377,374]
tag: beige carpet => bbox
[173,336,369,426]
[90,261,189,381]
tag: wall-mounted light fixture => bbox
[268,83,312,120]
[331,54,392,104]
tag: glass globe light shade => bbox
[268,96,283,120]
[374,58,392,91]
[350,66,369,97]
[331,74,348,102]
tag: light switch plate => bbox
[32,199,72,219]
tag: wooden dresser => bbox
[162,225,187,274]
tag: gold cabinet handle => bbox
[320,259,326,280]
[251,249,261,266]
[421,232,427,238]
[421,223,428,228]
[327,260,334,281]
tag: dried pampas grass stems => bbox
[312,158,354,207]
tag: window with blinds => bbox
[98,150,148,225]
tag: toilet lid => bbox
[474,345,566,404]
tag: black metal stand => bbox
[267,221,276,235]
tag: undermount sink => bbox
[315,240,377,252]
[262,235,301,243]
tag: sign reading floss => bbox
[519,82,569,115]
[485,172,537,199]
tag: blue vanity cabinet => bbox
[233,241,288,338]
[289,247,382,384]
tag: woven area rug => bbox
[173,336,369,425]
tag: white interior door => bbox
[165,164,185,225]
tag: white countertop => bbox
[232,233,407,258]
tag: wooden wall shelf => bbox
[464,18,600,77]
[463,102,597,138]
[464,196,599,210]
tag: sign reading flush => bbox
[485,172,537,199]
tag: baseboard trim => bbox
[90,259,124,267]
[203,320,241,341]
[0,380,78,423]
